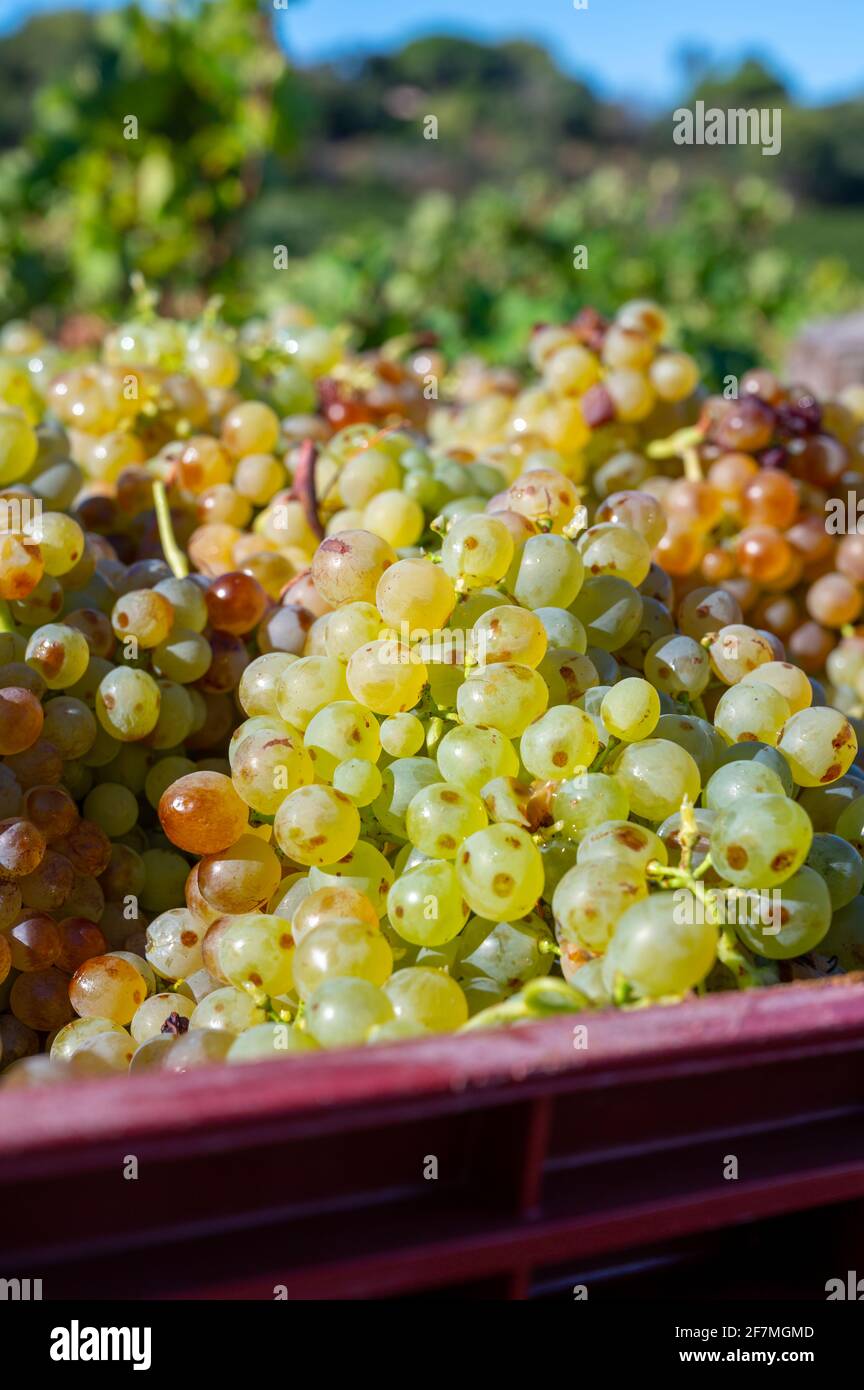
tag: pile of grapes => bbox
[1,297,864,1088]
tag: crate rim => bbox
[2,976,863,1169]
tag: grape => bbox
[159,771,249,854]
[69,954,147,1024]
[274,784,359,866]
[456,824,544,921]
[308,840,394,915]
[777,708,857,787]
[435,724,518,793]
[190,986,266,1033]
[570,576,642,652]
[238,652,298,718]
[217,913,295,997]
[613,739,701,822]
[714,682,790,747]
[653,714,722,783]
[26,623,90,689]
[0,686,44,755]
[708,625,774,684]
[805,833,864,910]
[820,897,864,971]
[379,713,425,758]
[520,706,599,778]
[550,772,629,841]
[441,514,514,589]
[96,667,161,741]
[405,783,487,858]
[600,678,660,742]
[51,1016,128,1062]
[145,906,208,984]
[311,530,397,606]
[456,662,547,738]
[716,739,795,797]
[346,639,427,715]
[303,701,380,777]
[733,867,832,960]
[553,861,647,952]
[227,1024,319,1063]
[82,782,138,836]
[275,655,349,731]
[383,967,468,1032]
[741,661,811,715]
[306,978,394,1048]
[534,607,587,653]
[577,523,652,587]
[197,836,282,916]
[131,992,195,1044]
[471,605,547,668]
[510,533,583,609]
[457,915,552,990]
[602,891,717,999]
[711,795,812,888]
[577,820,667,874]
[835,794,864,852]
[703,760,787,812]
[387,858,470,946]
[111,589,174,649]
[292,920,392,999]
[333,758,382,806]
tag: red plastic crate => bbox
[2,977,864,1300]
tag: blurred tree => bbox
[0,9,96,148]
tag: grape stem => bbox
[289,438,325,541]
[152,479,189,579]
[589,736,620,772]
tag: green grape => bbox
[229,715,287,767]
[653,714,723,783]
[836,793,864,852]
[456,824,544,921]
[510,533,584,609]
[519,706,599,779]
[153,576,209,633]
[471,605,547,668]
[308,840,394,916]
[42,695,97,759]
[456,662,548,738]
[587,646,620,686]
[441,514,514,589]
[231,727,314,815]
[50,1016,128,1062]
[377,560,456,634]
[602,890,717,998]
[711,795,812,888]
[732,867,832,960]
[227,1024,319,1063]
[480,776,531,826]
[553,860,647,952]
[306,977,394,1048]
[777,708,857,787]
[0,409,38,483]
[714,682,790,746]
[275,655,350,730]
[30,512,84,577]
[708,624,774,685]
[551,772,629,841]
[238,652,298,718]
[83,782,138,837]
[190,986,266,1032]
[534,607,587,653]
[570,576,642,652]
[716,740,795,797]
[304,701,381,778]
[577,819,668,873]
[345,639,427,715]
[217,913,295,997]
[617,597,676,669]
[644,634,710,698]
[703,760,786,812]
[333,758,382,806]
[387,859,469,946]
[380,714,425,758]
[145,911,208,978]
[436,724,518,793]
[600,678,660,742]
[371,756,440,838]
[819,896,864,971]
[457,915,553,990]
[140,849,191,915]
[292,920,392,999]
[577,523,651,587]
[537,650,599,707]
[323,601,383,663]
[96,667,161,742]
[29,460,83,511]
[152,629,212,684]
[806,832,864,909]
[613,739,701,822]
[741,660,812,715]
[405,783,487,858]
[25,623,90,689]
[149,680,195,749]
[144,755,196,810]
[446,589,508,633]
[130,992,195,1045]
[383,967,468,1032]
[274,784,360,866]
[561,954,611,1005]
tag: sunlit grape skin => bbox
[159,771,249,855]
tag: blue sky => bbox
[1,0,862,106]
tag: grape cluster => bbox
[1,298,863,1089]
